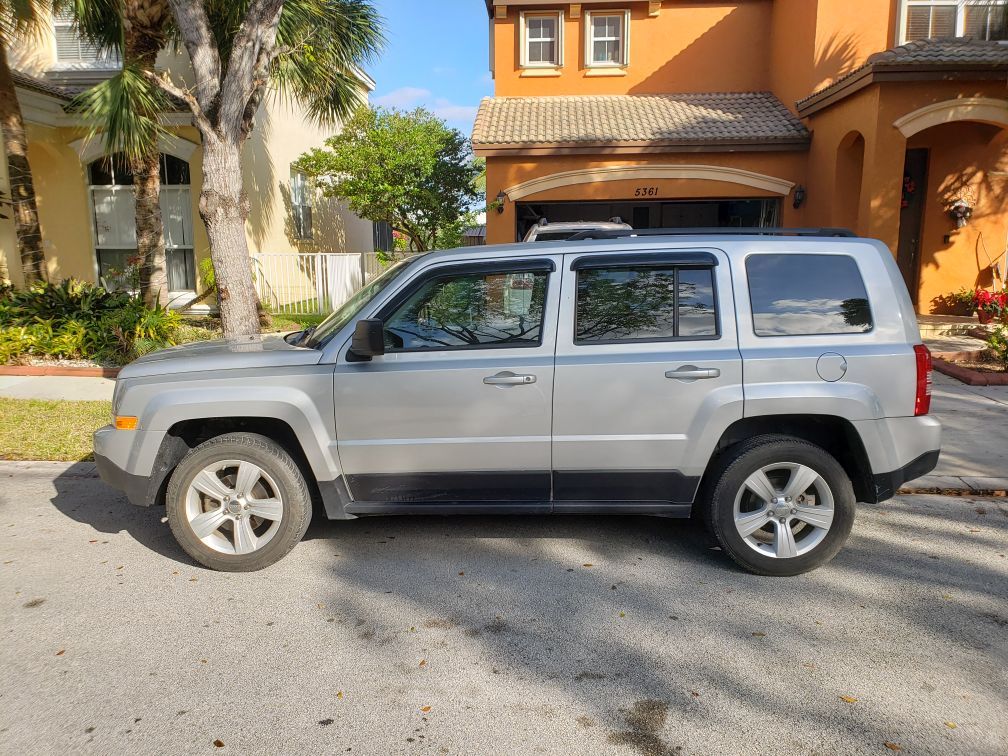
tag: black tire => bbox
[166,432,312,571]
[703,434,855,576]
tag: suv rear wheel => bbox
[166,432,312,571]
[705,435,855,576]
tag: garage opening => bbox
[515,198,781,241]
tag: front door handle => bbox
[483,371,537,386]
[665,366,721,381]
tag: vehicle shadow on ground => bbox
[48,463,192,565]
[303,499,1008,754]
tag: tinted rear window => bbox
[746,254,872,336]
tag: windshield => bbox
[304,259,413,349]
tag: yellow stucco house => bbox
[476,0,1008,313]
[0,13,380,306]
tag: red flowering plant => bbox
[974,287,1008,324]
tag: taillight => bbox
[914,344,932,416]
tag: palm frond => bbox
[65,0,122,54]
[69,65,169,162]
[0,0,52,44]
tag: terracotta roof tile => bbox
[798,38,1008,110]
[10,69,75,101]
[472,92,809,149]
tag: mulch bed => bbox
[0,364,120,378]
[933,356,1008,386]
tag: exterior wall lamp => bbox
[792,185,806,209]
[495,190,507,214]
[948,198,973,229]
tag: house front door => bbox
[896,148,929,306]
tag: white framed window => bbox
[586,10,630,68]
[290,168,313,241]
[520,10,563,68]
[900,1,1007,43]
[53,12,118,68]
[88,153,195,293]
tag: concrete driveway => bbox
[1,465,1006,755]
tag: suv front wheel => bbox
[705,435,856,576]
[166,432,312,571]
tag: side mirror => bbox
[348,318,385,361]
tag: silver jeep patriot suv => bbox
[93,229,941,576]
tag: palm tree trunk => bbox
[0,43,47,285]
[132,150,168,305]
[125,35,168,307]
[200,137,259,335]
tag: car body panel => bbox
[94,234,942,518]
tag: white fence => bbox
[251,251,385,316]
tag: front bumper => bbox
[93,425,151,506]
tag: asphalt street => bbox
[1,465,1006,755]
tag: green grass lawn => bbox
[0,398,111,461]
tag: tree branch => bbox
[219,0,284,139]
[142,70,215,136]
[166,0,222,116]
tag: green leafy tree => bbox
[0,0,51,285]
[296,106,482,252]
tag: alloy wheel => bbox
[732,462,835,559]
[184,460,284,555]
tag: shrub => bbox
[0,279,181,364]
[988,326,1008,369]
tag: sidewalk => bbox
[0,375,114,401]
[1,371,1006,492]
[920,371,1008,492]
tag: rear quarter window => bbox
[746,254,873,337]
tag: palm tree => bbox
[72,0,171,306]
[0,0,50,284]
[155,0,384,336]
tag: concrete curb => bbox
[0,365,120,378]
[0,460,97,477]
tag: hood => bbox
[117,334,323,379]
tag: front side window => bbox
[290,168,313,240]
[746,254,873,337]
[587,11,629,67]
[575,265,717,344]
[523,12,562,67]
[903,1,1007,42]
[384,269,549,351]
[89,152,195,292]
[53,12,118,67]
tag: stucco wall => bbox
[492,1,773,97]
[1,86,374,289]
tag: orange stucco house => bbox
[474,0,1008,313]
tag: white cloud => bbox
[372,86,431,108]
[432,98,478,123]
[372,87,478,127]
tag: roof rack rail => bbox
[564,227,857,241]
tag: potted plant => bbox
[975,287,1008,325]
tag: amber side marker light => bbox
[114,416,138,430]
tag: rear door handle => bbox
[665,366,721,381]
[484,371,537,386]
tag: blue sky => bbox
[366,0,493,133]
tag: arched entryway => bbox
[502,164,794,241]
[87,152,196,293]
[834,131,865,231]
[891,98,1008,310]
